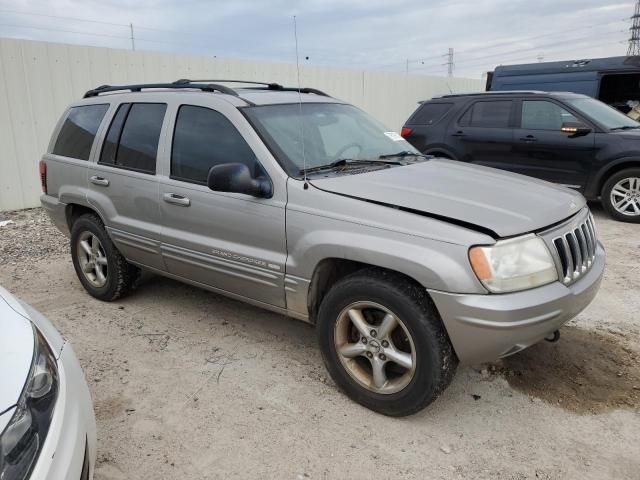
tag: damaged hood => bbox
[310,159,585,238]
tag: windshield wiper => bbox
[610,125,640,131]
[378,151,429,159]
[300,158,402,175]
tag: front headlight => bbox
[0,326,59,480]
[468,234,558,293]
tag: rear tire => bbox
[601,168,640,223]
[70,213,139,301]
[316,269,457,417]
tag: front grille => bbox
[552,214,597,284]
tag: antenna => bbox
[293,15,309,189]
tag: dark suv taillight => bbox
[39,159,47,194]
[401,127,413,137]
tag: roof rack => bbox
[173,79,330,97]
[432,90,547,99]
[83,82,239,98]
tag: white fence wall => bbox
[0,37,482,211]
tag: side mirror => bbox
[207,163,273,198]
[560,122,591,137]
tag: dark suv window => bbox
[410,103,453,125]
[460,100,512,128]
[521,100,578,130]
[53,104,109,160]
[171,105,260,184]
[100,103,166,174]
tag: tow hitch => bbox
[545,330,560,343]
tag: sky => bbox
[0,0,635,78]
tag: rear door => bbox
[88,102,167,270]
[158,102,287,308]
[510,99,596,189]
[447,99,515,166]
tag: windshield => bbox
[244,103,421,176]
[565,97,640,130]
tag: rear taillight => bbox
[39,159,47,194]
[400,127,413,137]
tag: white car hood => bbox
[0,288,35,413]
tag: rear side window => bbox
[410,103,453,125]
[53,104,109,160]
[171,105,260,184]
[99,103,166,174]
[459,100,512,128]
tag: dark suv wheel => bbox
[316,269,457,417]
[70,213,139,301]
[602,168,640,223]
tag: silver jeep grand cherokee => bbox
[40,80,605,416]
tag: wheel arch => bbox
[65,203,106,232]
[306,258,438,325]
[592,158,640,198]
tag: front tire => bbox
[316,269,457,416]
[601,168,640,222]
[70,213,139,301]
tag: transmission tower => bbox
[628,0,640,56]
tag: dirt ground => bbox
[1,204,639,479]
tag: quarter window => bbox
[99,103,166,174]
[521,100,579,130]
[52,104,109,160]
[460,101,512,128]
[171,105,261,184]
[410,103,453,125]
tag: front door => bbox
[158,104,287,308]
[87,102,167,271]
[510,99,596,190]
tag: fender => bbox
[587,156,640,198]
[423,144,458,160]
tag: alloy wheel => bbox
[610,177,640,216]
[77,231,108,288]
[334,301,416,394]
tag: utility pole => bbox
[628,0,640,56]
[444,48,454,78]
[405,59,409,75]
[130,23,135,51]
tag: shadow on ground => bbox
[490,327,639,414]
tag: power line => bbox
[0,8,129,27]
[0,22,196,47]
[368,17,625,70]
[412,29,627,74]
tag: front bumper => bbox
[429,242,605,365]
[30,341,96,480]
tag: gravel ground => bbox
[0,204,638,479]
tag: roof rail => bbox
[83,82,239,98]
[173,79,330,97]
[432,90,548,99]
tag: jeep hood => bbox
[310,159,585,238]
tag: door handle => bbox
[90,175,109,186]
[452,130,465,137]
[163,193,191,207]
[519,135,537,143]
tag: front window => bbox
[243,103,420,176]
[521,100,578,130]
[564,97,640,130]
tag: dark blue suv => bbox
[401,91,640,222]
